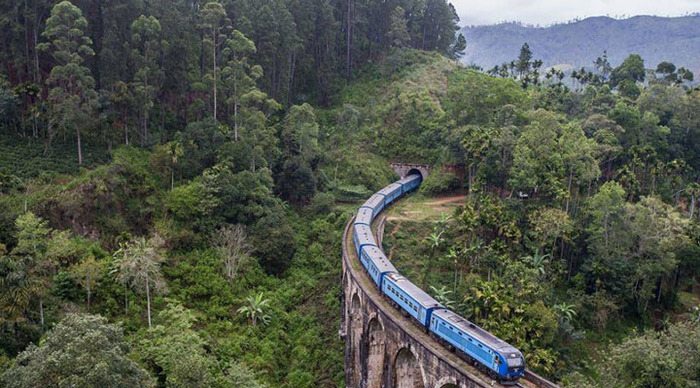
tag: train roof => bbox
[385,273,443,309]
[362,245,385,258]
[364,246,398,274]
[432,309,521,354]
[398,174,422,185]
[354,224,376,247]
[355,207,374,225]
[363,194,384,209]
[377,183,402,196]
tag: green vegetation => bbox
[1,1,699,386]
[376,49,700,385]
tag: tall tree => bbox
[220,29,260,140]
[558,123,601,212]
[594,50,613,82]
[387,6,410,48]
[451,33,467,59]
[38,0,98,166]
[9,212,53,327]
[610,54,645,87]
[130,15,164,145]
[70,254,103,309]
[213,224,251,282]
[112,235,167,328]
[278,103,319,203]
[200,2,229,122]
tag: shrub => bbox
[419,170,459,195]
[309,192,335,215]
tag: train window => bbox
[506,357,523,368]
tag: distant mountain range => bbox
[460,15,700,74]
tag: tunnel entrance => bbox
[406,168,424,182]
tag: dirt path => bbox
[425,194,467,206]
[385,194,467,222]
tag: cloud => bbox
[452,0,700,26]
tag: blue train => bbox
[352,174,526,382]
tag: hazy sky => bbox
[453,0,700,26]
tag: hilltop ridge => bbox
[460,14,700,73]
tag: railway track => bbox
[362,214,559,388]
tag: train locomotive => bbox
[351,174,526,383]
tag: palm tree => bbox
[0,255,43,324]
[237,292,271,327]
[429,285,456,309]
[165,141,183,191]
[112,235,166,328]
[553,302,577,324]
[436,213,452,229]
[522,249,551,277]
[426,230,444,251]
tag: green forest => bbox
[1,1,699,387]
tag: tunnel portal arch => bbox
[391,163,430,180]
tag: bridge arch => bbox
[365,317,386,388]
[434,376,461,388]
[394,347,426,388]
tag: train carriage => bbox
[377,183,403,206]
[360,246,398,288]
[353,224,376,257]
[355,207,374,226]
[398,174,421,194]
[381,273,444,327]
[429,309,525,381]
[363,193,386,216]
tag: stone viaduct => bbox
[340,168,559,388]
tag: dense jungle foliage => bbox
[0,1,699,387]
[377,50,700,385]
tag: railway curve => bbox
[341,190,559,388]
